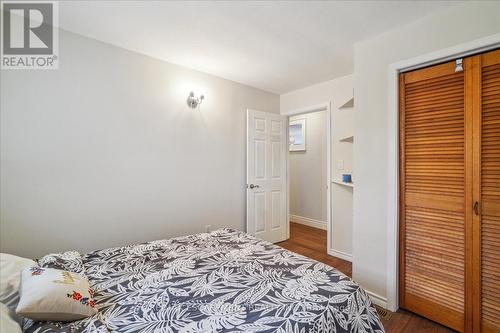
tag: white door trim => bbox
[282,103,331,116]
[284,102,332,256]
[386,33,500,312]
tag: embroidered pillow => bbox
[16,267,97,321]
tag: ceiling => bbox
[58,1,463,94]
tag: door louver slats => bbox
[400,61,465,332]
[400,49,500,333]
[480,57,500,333]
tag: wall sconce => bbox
[187,91,204,109]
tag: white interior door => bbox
[247,109,287,243]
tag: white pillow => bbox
[0,253,37,310]
[0,303,22,333]
[16,267,97,322]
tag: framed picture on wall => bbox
[289,118,306,151]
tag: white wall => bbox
[280,80,334,113]
[0,29,279,258]
[289,111,327,225]
[353,0,500,307]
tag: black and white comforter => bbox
[26,228,384,333]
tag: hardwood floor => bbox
[276,223,456,333]
[277,222,352,276]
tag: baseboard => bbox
[366,290,388,309]
[290,215,327,230]
[327,248,352,262]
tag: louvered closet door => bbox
[478,49,500,333]
[399,60,467,332]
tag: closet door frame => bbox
[386,36,500,313]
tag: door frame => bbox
[386,33,500,312]
[282,102,332,255]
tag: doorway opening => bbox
[276,106,352,277]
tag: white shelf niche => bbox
[338,97,354,110]
[332,180,354,188]
[339,135,354,143]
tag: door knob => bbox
[249,184,259,189]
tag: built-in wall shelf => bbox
[338,97,354,110]
[332,180,354,188]
[339,135,354,143]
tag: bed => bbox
[25,228,384,333]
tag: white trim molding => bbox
[386,33,500,312]
[365,290,388,309]
[290,214,327,230]
[282,103,329,116]
[327,248,352,262]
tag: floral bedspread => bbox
[26,228,384,333]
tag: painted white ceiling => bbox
[58,1,463,94]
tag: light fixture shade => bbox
[187,92,204,108]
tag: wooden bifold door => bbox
[399,49,500,333]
